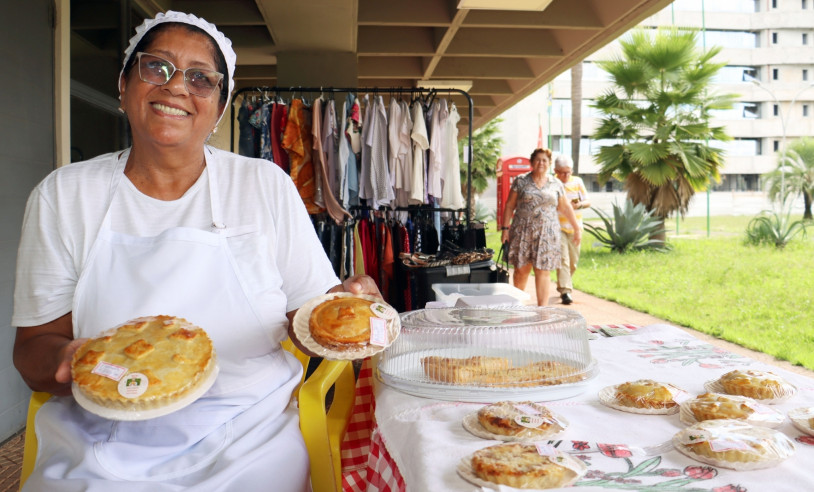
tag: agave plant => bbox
[745,209,807,248]
[584,199,670,253]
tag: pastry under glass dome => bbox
[377,306,598,402]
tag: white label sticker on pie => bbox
[91,361,127,381]
[370,303,397,320]
[118,372,149,399]
[708,438,751,452]
[534,443,558,456]
[369,317,388,346]
[513,404,542,415]
[515,414,545,428]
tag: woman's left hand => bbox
[572,229,582,247]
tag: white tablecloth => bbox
[373,324,814,491]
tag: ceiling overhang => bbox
[82,0,674,133]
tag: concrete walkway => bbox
[514,274,814,380]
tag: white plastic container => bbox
[431,283,530,306]
[377,306,597,402]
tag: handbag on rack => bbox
[494,241,510,283]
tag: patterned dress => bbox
[507,173,566,270]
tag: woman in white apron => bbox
[12,11,378,491]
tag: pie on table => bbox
[71,315,215,411]
[688,393,757,421]
[678,420,794,465]
[614,379,680,409]
[470,442,577,489]
[477,401,562,437]
[309,296,376,350]
[718,369,789,400]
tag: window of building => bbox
[773,68,779,80]
[804,69,809,81]
[804,0,808,8]
[773,140,780,151]
[743,102,760,118]
[772,0,777,8]
[804,105,810,117]
[772,32,778,44]
[773,104,779,116]
[805,33,809,45]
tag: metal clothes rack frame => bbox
[229,86,475,226]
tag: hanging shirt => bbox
[440,102,465,209]
[282,98,323,214]
[270,102,290,172]
[427,99,446,200]
[359,94,373,201]
[340,94,360,208]
[409,101,429,204]
[322,99,339,198]
[368,95,394,208]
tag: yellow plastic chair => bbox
[282,340,357,492]
[20,341,356,492]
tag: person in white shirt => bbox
[554,155,591,305]
[12,11,378,491]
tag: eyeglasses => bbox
[136,52,224,98]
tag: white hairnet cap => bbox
[119,10,236,126]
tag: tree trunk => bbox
[652,217,667,242]
[804,191,813,221]
[570,61,583,173]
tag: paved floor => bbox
[2,279,811,491]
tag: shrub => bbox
[584,199,671,252]
[745,210,807,248]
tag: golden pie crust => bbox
[719,370,787,400]
[681,421,789,464]
[614,379,679,409]
[71,316,215,411]
[477,401,559,437]
[421,356,585,387]
[471,443,574,489]
[689,393,756,421]
[309,296,375,350]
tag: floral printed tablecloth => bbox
[371,323,814,491]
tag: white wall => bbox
[0,0,54,441]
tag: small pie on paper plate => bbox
[705,369,796,403]
[293,293,400,360]
[599,379,687,414]
[679,392,785,427]
[71,315,218,420]
[788,407,814,436]
[672,419,795,470]
[457,442,586,489]
[463,401,568,441]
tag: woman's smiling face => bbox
[119,26,225,150]
[531,151,550,174]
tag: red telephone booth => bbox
[496,156,533,229]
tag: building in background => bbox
[495,0,814,216]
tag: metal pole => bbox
[703,0,710,237]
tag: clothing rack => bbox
[229,86,475,226]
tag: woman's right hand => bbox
[54,338,89,388]
[501,228,509,243]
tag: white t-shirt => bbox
[13,146,339,328]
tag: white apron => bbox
[25,150,310,492]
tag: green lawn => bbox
[483,216,814,370]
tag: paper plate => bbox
[598,384,685,415]
[704,379,796,404]
[678,394,785,428]
[788,407,814,436]
[462,410,568,442]
[456,449,586,490]
[293,293,400,361]
[72,364,219,421]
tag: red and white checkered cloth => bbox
[339,324,640,491]
[341,358,405,492]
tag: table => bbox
[358,323,814,491]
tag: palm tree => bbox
[592,28,737,238]
[764,137,814,220]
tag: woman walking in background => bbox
[501,148,581,306]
